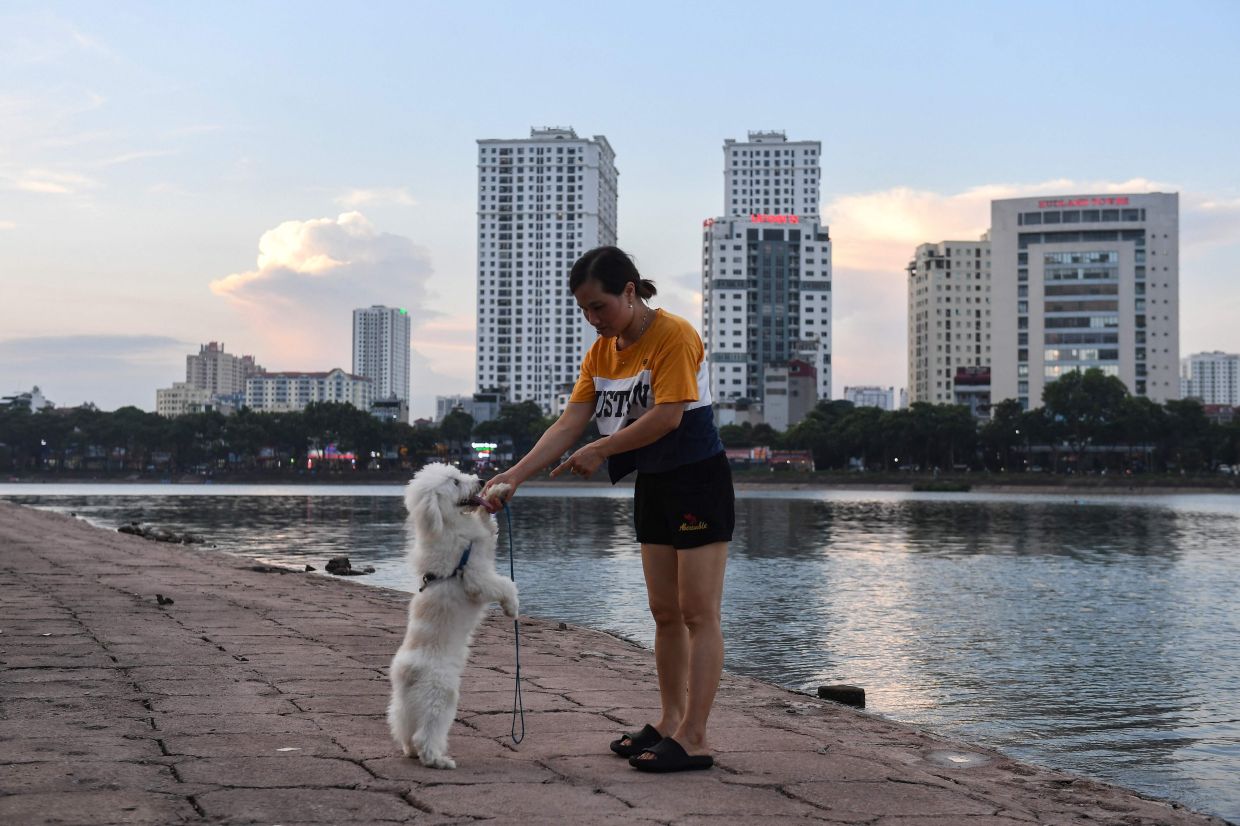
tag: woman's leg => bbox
[640,543,687,739]
[673,541,727,755]
[635,541,727,758]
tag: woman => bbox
[483,245,733,773]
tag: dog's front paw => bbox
[420,753,456,770]
[501,590,519,618]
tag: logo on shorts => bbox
[679,512,708,532]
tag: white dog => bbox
[387,463,518,769]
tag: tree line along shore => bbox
[3,369,1237,483]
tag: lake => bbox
[3,483,1238,821]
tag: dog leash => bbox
[502,501,525,744]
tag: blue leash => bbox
[502,502,525,744]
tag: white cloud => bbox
[334,187,417,208]
[210,211,437,374]
[9,168,97,195]
[0,219,15,230]
[94,149,178,167]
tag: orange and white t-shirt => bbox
[569,309,723,482]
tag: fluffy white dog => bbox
[387,463,518,769]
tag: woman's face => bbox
[574,278,635,338]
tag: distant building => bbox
[245,369,374,413]
[187,342,263,396]
[475,127,619,412]
[1181,351,1239,405]
[435,391,502,424]
[907,238,992,405]
[370,397,409,423]
[353,306,411,415]
[952,366,992,419]
[990,192,1180,407]
[843,386,897,410]
[714,398,764,428]
[2,386,53,411]
[156,383,213,417]
[158,342,264,417]
[764,359,818,430]
[703,130,832,404]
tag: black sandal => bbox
[609,723,662,757]
[629,736,714,772]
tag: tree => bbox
[1041,368,1128,469]
[980,398,1025,471]
[1162,399,1210,472]
[439,410,476,458]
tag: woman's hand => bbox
[550,442,607,480]
[481,471,520,511]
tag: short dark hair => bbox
[568,246,657,299]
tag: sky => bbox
[2,1,1239,418]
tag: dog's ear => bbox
[410,482,445,536]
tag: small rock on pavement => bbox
[818,684,865,708]
[155,594,174,606]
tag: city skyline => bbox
[3,2,1239,418]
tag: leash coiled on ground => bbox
[502,502,525,744]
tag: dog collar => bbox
[419,543,473,592]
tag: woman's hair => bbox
[568,246,657,299]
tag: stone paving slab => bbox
[0,501,1229,825]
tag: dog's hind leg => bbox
[412,671,460,769]
[387,655,420,758]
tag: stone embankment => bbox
[0,501,1227,825]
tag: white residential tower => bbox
[475,127,619,412]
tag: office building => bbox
[990,193,1180,407]
[475,127,618,412]
[907,239,992,405]
[1181,351,1239,405]
[702,131,832,407]
[352,306,411,411]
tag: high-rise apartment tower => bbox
[352,305,411,409]
[907,239,992,405]
[701,131,832,408]
[475,127,619,412]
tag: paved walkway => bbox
[0,501,1227,825]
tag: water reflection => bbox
[4,487,1239,821]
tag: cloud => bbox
[0,220,15,230]
[0,334,191,411]
[1184,196,1240,251]
[94,149,178,167]
[9,168,97,195]
[334,187,418,208]
[210,212,436,372]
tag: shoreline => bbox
[0,500,1229,824]
[3,472,1238,497]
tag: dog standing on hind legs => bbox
[387,463,517,768]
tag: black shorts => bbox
[633,452,735,549]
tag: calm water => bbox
[4,483,1239,822]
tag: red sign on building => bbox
[1037,196,1130,208]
